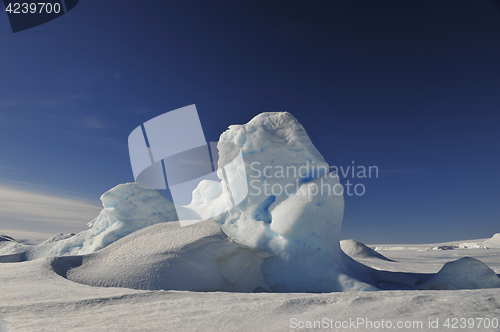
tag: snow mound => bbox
[0,236,24,262]
[0,183,178,260]
[481,233,500,249]
[419,257,500,290]
[52,220,270,292]
[340,239,394,261]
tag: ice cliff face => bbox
[216,112,344,252]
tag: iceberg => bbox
[184,112,375,291]
[1,111,499,293]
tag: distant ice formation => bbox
[426,233,500,250]
[481,233,500,249]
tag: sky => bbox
[0,0,499,244]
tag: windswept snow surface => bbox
[0,255,499,332]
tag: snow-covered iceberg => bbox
[189,112,373,292]
[1,111,499,293]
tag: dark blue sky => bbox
[1,0,499,243]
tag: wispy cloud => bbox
[34,93,93,107]
[0,178,97,198]
[0,94,93,109]
[83,136,128,152]
[0,182,102,243]
[0,93,95,128]
[0,167,24,176]
[0,99,22,108]
[83,116,105,129]
[127,107,151,115]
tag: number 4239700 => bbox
[5,2,62,14]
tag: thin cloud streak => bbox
[83,116,105,129]
[0,178,98,198]
[0,167,24,176]
[0,183,102,242]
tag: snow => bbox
[482,233,500,249]
[0,111,499,330]
[0,248,499,331]
[42,233,75,244]
[341,239,393,261]
[213,112,340,253]
[418,257,500,290]
[55,220,269,292]
[372,233,500,251]
[0,235,16,242]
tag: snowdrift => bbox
[1,111,499,293]
[52,220,270,292]
[341,239,394,261]
[418,257,500,290]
